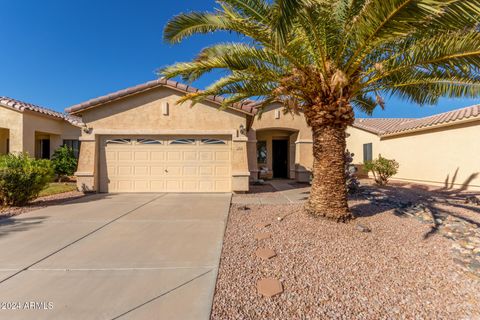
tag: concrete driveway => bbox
[0,193,231,320]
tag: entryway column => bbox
[76,133,98,192]
[247,129,259,181]
[232,133,250,192]
[295,138,313,182]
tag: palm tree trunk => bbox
[305,125,352,221]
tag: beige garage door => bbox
[99,136,232,193]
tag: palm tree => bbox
[161,0,480,221]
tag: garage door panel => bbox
[167,151,181,161]
[100,136,231,193]
[184,151,197,161]
[134,151,149,161]
[150,166,166,176]
[151,151,165,161]
[215,152,230,161]
[134,166,149,175]
[118,152,133,161]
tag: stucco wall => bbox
[346,126,380,164]
[0,107,23,153]
[22,111,81,157]
[75,86,249,192]
[249,104,313,182]
[378,121,480,190]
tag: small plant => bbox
[0,154,54,206]
[364,155,399,186]
[345,150,360,193]
[51,145,78,181]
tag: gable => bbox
[79,86,247,131]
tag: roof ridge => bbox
[66,79,259,115]
[0,96,83,127]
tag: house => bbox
[66,79,480,193]
[347,106,480,191]
[0,97,82,158]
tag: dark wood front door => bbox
[272,139,288,178]
[41,139,50,159]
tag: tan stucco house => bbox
[66,79,480,193]
[0,97,82,159]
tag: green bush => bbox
[364,155,399,186]
[51,145,78,180]
[0,154,54,206]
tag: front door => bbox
[272,139,288,178]
[41,139,50,159]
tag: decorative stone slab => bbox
[255,248,277,260]
[255,232,272,241]
[255,222,271,228]
[257,278,283,297]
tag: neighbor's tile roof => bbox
[66,78,259,115]
[353,118,412,135]
[354,104,480,137]
[0,96,84,127]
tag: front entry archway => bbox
[253,128,299,180]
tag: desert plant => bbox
[51,145,78,181]
[0,154,54,206]
[364,155,399,186]
[345,150,360,193]
[161,0,480,221]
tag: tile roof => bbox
[66,78,259,115]
[354,104,480,137]
[0,96,84,127]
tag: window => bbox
[363,143,373,162]
[137,138,162,145]
[257,141,267,164]
[170,138,195,145]
[63,139,81,159]
[201,138,226,145]
[105,138,131,145]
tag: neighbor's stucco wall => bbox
[346,126,381,164]
[377,121,480,191]
[23,111,81,157]
[0,107,23,154]
[75,86,250,192]
[248,104,313,182]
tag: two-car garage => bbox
[67,79,253,194]
[99,135,232,193]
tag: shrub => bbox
[364,155,399,186]
[345,150,360,193]
[51,145,78,180]
[0,154,54,206]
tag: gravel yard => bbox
[212,184,480,319]
[0,190,84,220]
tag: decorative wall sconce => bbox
[239,124,247,136]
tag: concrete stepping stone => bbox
[255,232,272,241]
[255,248,277,260]
[257,278,283,297]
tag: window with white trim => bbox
[169,138,196,145]
[105,138,132,145]
[137,138,162,145]
[201,138,226,145]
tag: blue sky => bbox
[1,0,478,118]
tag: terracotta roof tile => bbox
[0,96,83,127]
[66,79,259,115]
[354,104,480,137]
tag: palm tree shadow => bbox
[0,216,48,238]
[350,181,480,239]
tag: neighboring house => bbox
[0,97,82,159]
[66,79,480,193]
[347,106,480,191]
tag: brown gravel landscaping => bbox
[212,183,480,319]
[0,190,84,220]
